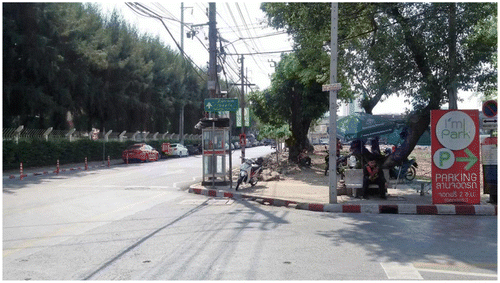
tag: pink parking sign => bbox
[431,110,480,204]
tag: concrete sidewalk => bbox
[189,179,497,216]
[4,160,496,216]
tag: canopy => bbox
[337,113,398,142]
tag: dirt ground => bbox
[259,144,432,184]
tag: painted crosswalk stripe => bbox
[381,262,423,279]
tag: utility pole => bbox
[180,3,185,144]
[208,3,217,101]
[328,3,338,204]
[228,56,254,163]
[240,55,246,162]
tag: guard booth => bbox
[200,118,230,186]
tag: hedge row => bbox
[2,139,181,170]
[3,137,243,171]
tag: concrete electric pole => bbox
[328,3,339,204]
[240,55,246,163]
[180,3,185,144]
[208,3,217,101]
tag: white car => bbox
[170,143,189,157]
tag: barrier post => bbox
[56,159,60,175]
[20,162,23,180]
[126,153,129,164]
[85,157,88,170]
[108,156,110,167]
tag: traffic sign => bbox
[431,110,480,205]
[204,98,239,112]
[482,100,497,118]
[482,118,497,130]
[481,100,497,131]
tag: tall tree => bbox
[250,53,342,161]
[3,3,208,135]
[262,2,497,167]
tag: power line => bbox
[226,50,294,56]
[127,2,292,89]
[125,3,206,80]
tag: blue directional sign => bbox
[204,98,239,112]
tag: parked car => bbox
[122,143,159,163]
[170,143,189,157]
[186,144,201,155]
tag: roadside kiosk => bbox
[200,118,230,186]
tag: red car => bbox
[122,143,159,163]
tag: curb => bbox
[188,186,497,216]
[6,164,116,180]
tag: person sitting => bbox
[370,136,381,156]
[359,158,387,199]
[298,149,311,167]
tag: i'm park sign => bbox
[431,110,480,204]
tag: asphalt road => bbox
[3,146,497,280]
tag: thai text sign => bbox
[431,110,480,204]
[236,107,250,127]
[204,98,239,112]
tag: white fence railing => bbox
[3,126,203,143]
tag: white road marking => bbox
[416,268,497,278]
[381,262,423,279]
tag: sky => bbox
[98,2,292,91]
[98,2,483,115]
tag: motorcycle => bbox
[391,158,418,181]
[324,152,349,178]
[235,158,264,191]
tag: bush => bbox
[2,137,201,170]
[2,139,167,170]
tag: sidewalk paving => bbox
[189,179,497,216]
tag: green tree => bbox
[250,53,339,161]
[3,3,61,128]
[262,2,497,167]
[3,3,207,135]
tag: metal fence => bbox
[3,126,203,143]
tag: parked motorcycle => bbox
[324,152,349,178]
[235,158,264,191]
[390,158,418,181]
